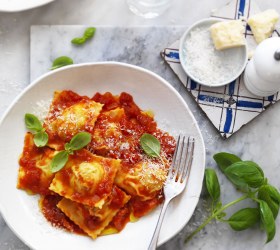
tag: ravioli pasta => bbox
[17,90,176,239]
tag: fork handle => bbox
[148,197,172,250]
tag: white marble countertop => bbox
[1,0,280,249]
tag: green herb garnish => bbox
[71,27,96,45]
[228,208,260,231]
[25,113,48,147]
[259,199,276,242]
[50,132,91,173]
[140,133,161,158]
[185,152,280,244]
[50,56,74,70]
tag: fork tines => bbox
[168,135,195,183]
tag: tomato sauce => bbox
[17,133,54,195]
[40,194,85,235]
[109,205,130,232]
[90,92,176,167]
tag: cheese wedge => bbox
[210,20,246,50]
[248,9,279,44]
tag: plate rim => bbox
[0,61,206,249]
[0,0,55,12]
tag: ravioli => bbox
[115,159,168,200]
[50,99,103,139]
[17,90,176,239]
[17,133,56,195]
[49,149,121,208]
[44,90,103,149]
[90,107,146,164]
[57,185,130,239]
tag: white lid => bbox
[254,37,280,82]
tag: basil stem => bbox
[185,194,249,243]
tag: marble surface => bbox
[1,0,280,250]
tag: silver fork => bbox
[148,135,195,250]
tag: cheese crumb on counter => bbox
[248,9,279,44]
[210,20,246,50]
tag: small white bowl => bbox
[179,18,248,87]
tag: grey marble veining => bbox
[0,0,280,249]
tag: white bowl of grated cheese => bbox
[179,18,248,87]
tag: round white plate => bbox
[0,0,54,12]
[0,62,205,250]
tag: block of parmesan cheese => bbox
[248,9,279,44]
[210,20,246,50]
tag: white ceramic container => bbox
[244,37,280,97]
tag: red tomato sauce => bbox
[17,133,54,195]
[40,194,85,235]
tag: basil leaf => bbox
[25,113,43,132]
[84,27,96,39]
[34,131,49,147]
[67,132,91,151]
[228,208,260,231]
[140,133,161,158]
[50,56,74,70]
[224,161,264,189]
[258,185,280,219]
[71,27,96,46]
[259,200,276,243]
[50,150,69,173]
[71,37,86,45]
[213,152,241,172]
[205,168,220,203]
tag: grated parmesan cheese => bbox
[32,99,52,122]
[182,25,244,85]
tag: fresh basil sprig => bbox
[185,152,280,245]
[50,132,91,173]
[50,56,74,70]
[25,113,49,147]
[71,27,96,46]
[140,133,161,158]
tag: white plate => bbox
[0,0,54,12]
[0,62,205,250]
